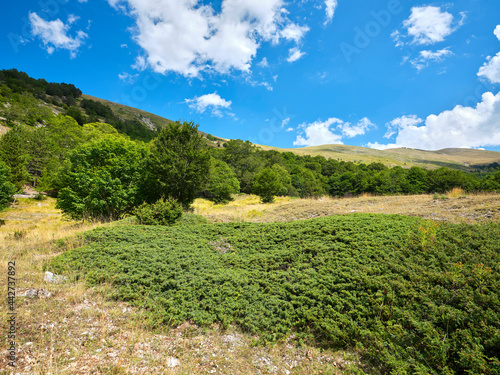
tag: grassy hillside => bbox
[256,144,500,171]
[81,94,227,147]
[48,214,500,374]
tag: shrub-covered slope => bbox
[49,214,500,374]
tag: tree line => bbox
[1,116,500,218]
[1,68,499,218]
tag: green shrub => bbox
[33,193,46,201]
[134,197,183,226]
[50,214,500,373]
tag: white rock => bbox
[44,271,68,284]
[166,357,180,368]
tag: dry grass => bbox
[0,198,362,374]
[194,193,500,224]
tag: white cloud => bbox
[294,117,375,147]
[281,117,290,127]
[285,127,294,132]
[279,23,309,43]
[118,72,138,83]
[77,0,88,3]
[339,117,375,138]
[67,14,79,25]
[478,53,500,84]
[495,25,500,41]
[369,92,500,150]
[131,55,147,71]
[29,12,88,58]
[324,0,338,25]
[294,118,344,146]
[258,57,269,67]
[393,6,464,46]
[109,0,309,77]
[477,26,500,84]
[384,115,423,139]
[408,47,453,71]
[185,93,232,117]
[287,47,305,63]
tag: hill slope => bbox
[256,143,500,171]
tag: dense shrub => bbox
[49,214,500,374]
[134,197,183,226]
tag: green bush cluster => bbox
[134,197,183,226]
[49,214,500,374]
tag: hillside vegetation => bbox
[48,214,500,374]
[256,144,500,172]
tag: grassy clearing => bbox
[48,214,500,374]
[193,192,500,224]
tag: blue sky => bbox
[1,0,500,151]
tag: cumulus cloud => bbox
[108,0,309,77]
[185,93,232,117]
[324,0,338,25]
[369,92,500,150]
[393,6,465,46]
[478,53,500,84]
[477,26,500,84]
[294,117,375,147]
[29,12,88,57]
[287,47,305,63]
[384,115,423,139]
[408,47,453,71]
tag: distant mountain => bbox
[255,144,500,171]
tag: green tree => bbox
[46,115,85,159]
[145,121,210,208]
[403,166,429,194]
[56,137,147,221]
[0,161,16,209]
[271,164,295,196]
[26,127,55,188]
[253,167,283,203]
[221,140,262,193]
[0,125,30,189]
[204,158,240,204]
[64,106,87,125]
